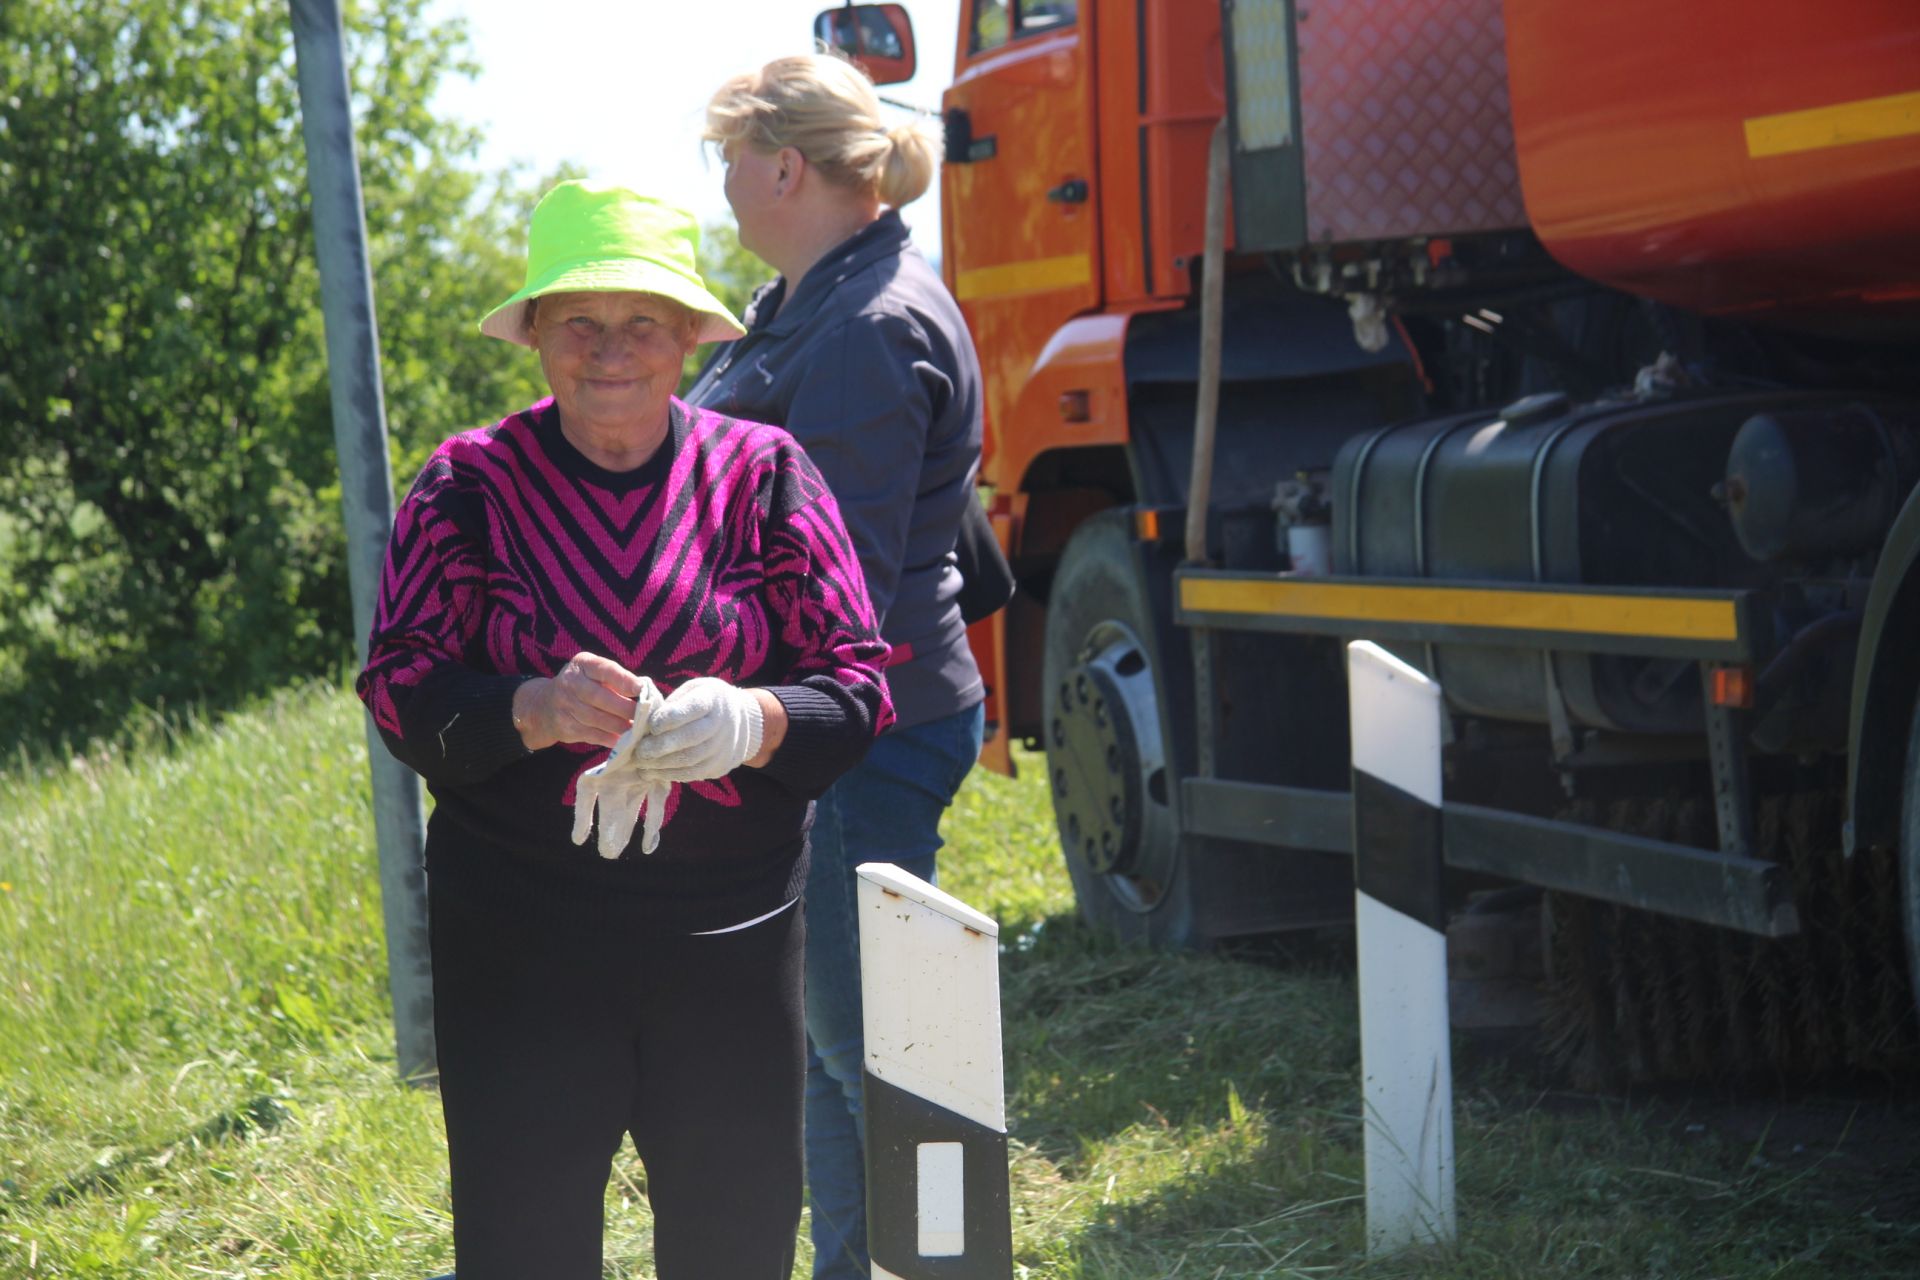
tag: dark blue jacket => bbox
[688,211,985,730]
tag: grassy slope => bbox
[0,687,1914,1278]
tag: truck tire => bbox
[1042,511,1200,948]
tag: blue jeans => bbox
[804,702,985,1280]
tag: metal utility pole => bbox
[288,0,435,1083]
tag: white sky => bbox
[426,0,958,254]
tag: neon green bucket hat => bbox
[478,181,747,347]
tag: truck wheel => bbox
[1042,512,1199,948]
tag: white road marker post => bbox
[857,863,1013,1279]
[1347,640,1457,1254]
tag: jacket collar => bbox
[748,209,914,338]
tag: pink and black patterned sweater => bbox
[355,398,894,934]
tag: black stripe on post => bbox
[865,1070,1013,1279]
[1352,767,1444,931]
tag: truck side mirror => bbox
[813,3,917,85]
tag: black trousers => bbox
[427,863,805,1280]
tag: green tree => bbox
[699,215,771,322]
[0,0,542,749]
[679,214,771,390]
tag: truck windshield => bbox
[970,0,1078,54]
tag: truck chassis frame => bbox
[1172,569,1797,937]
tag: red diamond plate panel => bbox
[1299,0,1528,243]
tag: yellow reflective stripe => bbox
[954,253,1092,302]
[1178,578,1740,643]
[1745,89,1920,158]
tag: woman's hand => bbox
[512,653,643,751]
[634,678,785,782]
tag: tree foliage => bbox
[0,0,547,749]
[680,215,773,391]
[698,215,770,323]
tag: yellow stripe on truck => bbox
[955,253,1093,302]
[1745,89,1920,158]
[1177,577,1741,643]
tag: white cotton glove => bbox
[571,677,672,858]
[634,677,766,784]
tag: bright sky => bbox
[426,0,958,255]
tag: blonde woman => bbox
[690,54,987,1280]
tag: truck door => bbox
[941,0,1102,466]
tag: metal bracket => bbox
[1191,625,1218,779]
[1543,655,1575,763]
[1701,662,1756,859]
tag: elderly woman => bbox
[356,180,891,1279]
[689,54,988,1280]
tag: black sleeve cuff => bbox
[388,668,536,784]
[758,681,881,798]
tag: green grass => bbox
[1,686,1916,1277]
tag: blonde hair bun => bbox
[706,53,940,208]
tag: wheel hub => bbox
[1053,661,1140,876]
[1047,620,1176,911]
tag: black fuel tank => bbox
[1332,392,1778,732]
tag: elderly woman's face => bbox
[530,291,695,436]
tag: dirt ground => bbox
[1240,929,1920,1226]
[1647,1088,1920,1220]
[1452,1024,1920,1223]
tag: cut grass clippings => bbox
[1,684,1916,1276]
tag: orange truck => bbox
[819,1,1920,1078]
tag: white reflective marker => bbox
[858,863,1013,1278]
[1354,891,1457,1250]
[858,865,1003,1130]
[1348,641,1457,1254]
[1349,640,1442,807]
[917,1141,966,1256]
